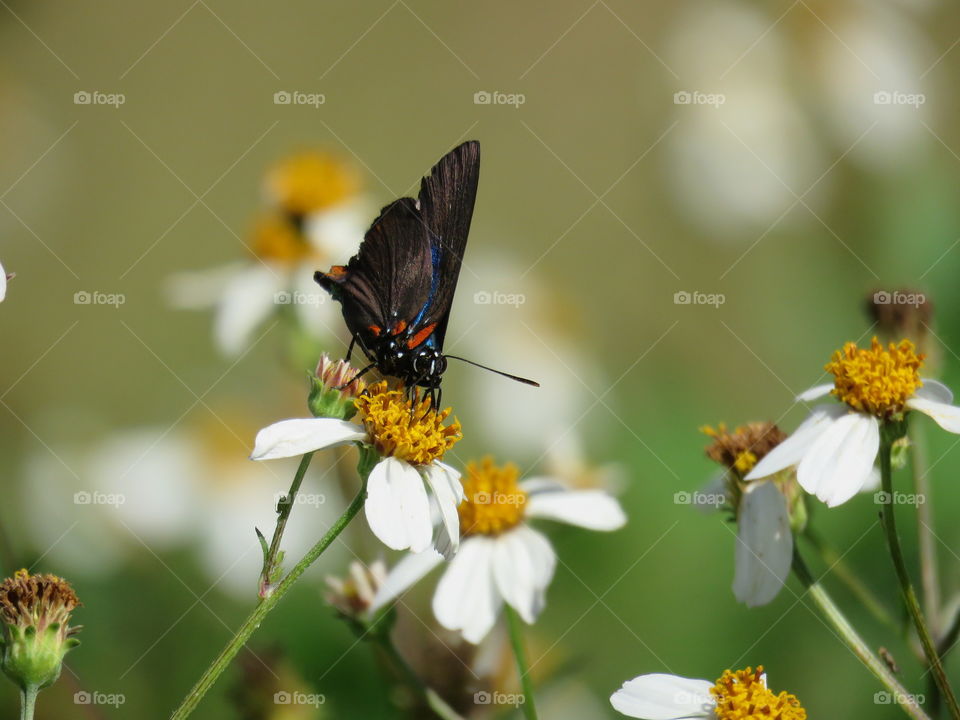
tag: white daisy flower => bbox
[611,665,806,719]
[167,151,366,356]
[747,338,960,507]
[252,380,464,556]
[700,423,794,608]
[370,457,626,644]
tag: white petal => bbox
[214,264,286,356]
[0,260,7,302]
[304,201,366,258]
[861,466,881,493]
[610,674,714,719]
[250,418,366,460]
[370,550,444,612]
[694,470,728,513]
[745,405,846,480]
[907,397,960,434]
[733,481,792,607]
[365,457,433,552]
[915,379,954,405]
[433,536,502,644]
[525,488,626,531]
[797,383,834,402]
[491,525,556,624]
[797,412,880,507]
[421,463,463,558]
[519,476,566,495]
[165,262,245,310]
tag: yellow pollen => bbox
[826,337,924,417]
[354,382,461,466]
[251,212,313,263]
[457,457,528,537]
[733,451,758,474]
[265,151,361,217]
[711,666,806,720]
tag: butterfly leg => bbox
[344,335,357,363]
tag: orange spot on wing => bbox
[367,324,382,337]
[390,320,408,335]
[326,265,348,280]
[407,323,437,349]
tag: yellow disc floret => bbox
[251,212,312,263]
[265,151,361,217]
[458,457,527,537]
[354,382,461,466]
[711,666,806,720]
[826,337,923,417]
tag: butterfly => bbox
[315,141,538,408]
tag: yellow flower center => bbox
[457,457,528,537]
[826,337,923,417]
[354,382,461,466]
[711,667,806,720]
[251,212,314,263]
[265,151,361,217]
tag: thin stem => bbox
[879,423,960,720]
[19,685,37,720]
[803,528,894,628]
[374,634,466,720]
[910,423,940,636]
[792,550,931,720]
[170,478,368,719]
[504,604,538,720]
[259,452,314,596]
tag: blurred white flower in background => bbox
[0,260,8,302]
[23,415,347,596]
[167,151,367,356]
[665,0,826,239]
[807,0,931,170]
[450,252,604,458]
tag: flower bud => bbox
[308,353,365,419]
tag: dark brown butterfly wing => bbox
[414,140,480,348]
[316,197,432,340]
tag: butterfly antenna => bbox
[445,355,540,387]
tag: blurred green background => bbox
[3,0,960,717]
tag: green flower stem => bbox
[170,466,369,720]
[374,634,466,720]
[504,604,538,720]
[909,423,940,636]
[879,422,960,720]
[259,452,314,595]
[19,685,37,720]
[803,528,894,628]
[792,550,931,720]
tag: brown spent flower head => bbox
[865,288,933,344]
[702,422,787,477]
[354,381,461,466]
[0,570,80,637]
